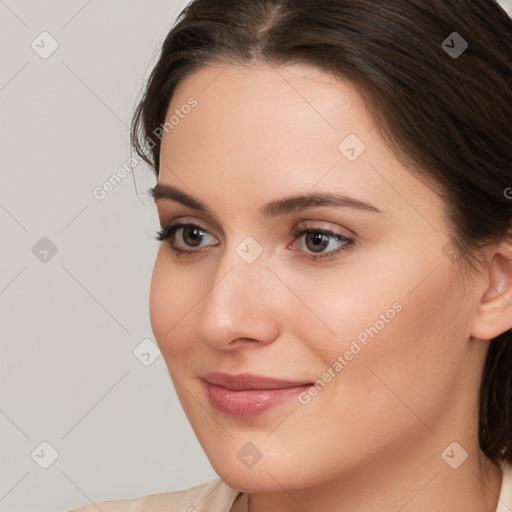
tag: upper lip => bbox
[202,372,313,391]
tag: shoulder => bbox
[70,478,242,512]
[497,460,512,512]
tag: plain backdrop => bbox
[1,1,511,511]
[0,2,218,511]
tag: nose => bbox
[196,239,281,350]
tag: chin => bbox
[206,447,322,493]
[218,465,294,493]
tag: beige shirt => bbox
[70,477,248,512]
[71,460,512,512]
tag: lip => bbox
[201,372,314,417]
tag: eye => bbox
[289,223,354,261]
[155,222,218,256]
[155,221,355,260]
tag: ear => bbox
[471,221,512,341]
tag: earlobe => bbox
[471,223,512,341]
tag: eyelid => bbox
[157,217,356,261]
[159,217,354,242]
[289,223,355,260]
[160,215,220,236]
[159,215,354,237]
[156,221,218,246]
[294,219,356,238]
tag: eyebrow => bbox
[149,183,383,217]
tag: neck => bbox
[248,445,503,512]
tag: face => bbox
[149,62,488,492]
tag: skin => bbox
[149,62,512,512]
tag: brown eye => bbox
[304,232,331,253]
[290,225,355,261]
[181,226,206,247]
[155,222,218,255]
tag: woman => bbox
[72,0,512,510]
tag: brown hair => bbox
[131,0,512,465]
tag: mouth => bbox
[201,372,314,417]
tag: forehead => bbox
[168,61,371,130]
[160,62,375,181]
[173,60,352,97]
[157,61,446,235]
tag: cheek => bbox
[281,241,463,399]
[149,252,199,361]
[307,259,464,433]
[320,242,461,360]
[270,252,435,363]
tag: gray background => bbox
[1,2,217,511]
[1,1,511,511]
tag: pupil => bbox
[186,227,203,246]
[309,232,327,252]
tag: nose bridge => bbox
[197,235,280,346]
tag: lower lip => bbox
[205,381,313,417]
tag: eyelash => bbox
[154,222,355,261]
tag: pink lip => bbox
[201,372,313,417]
